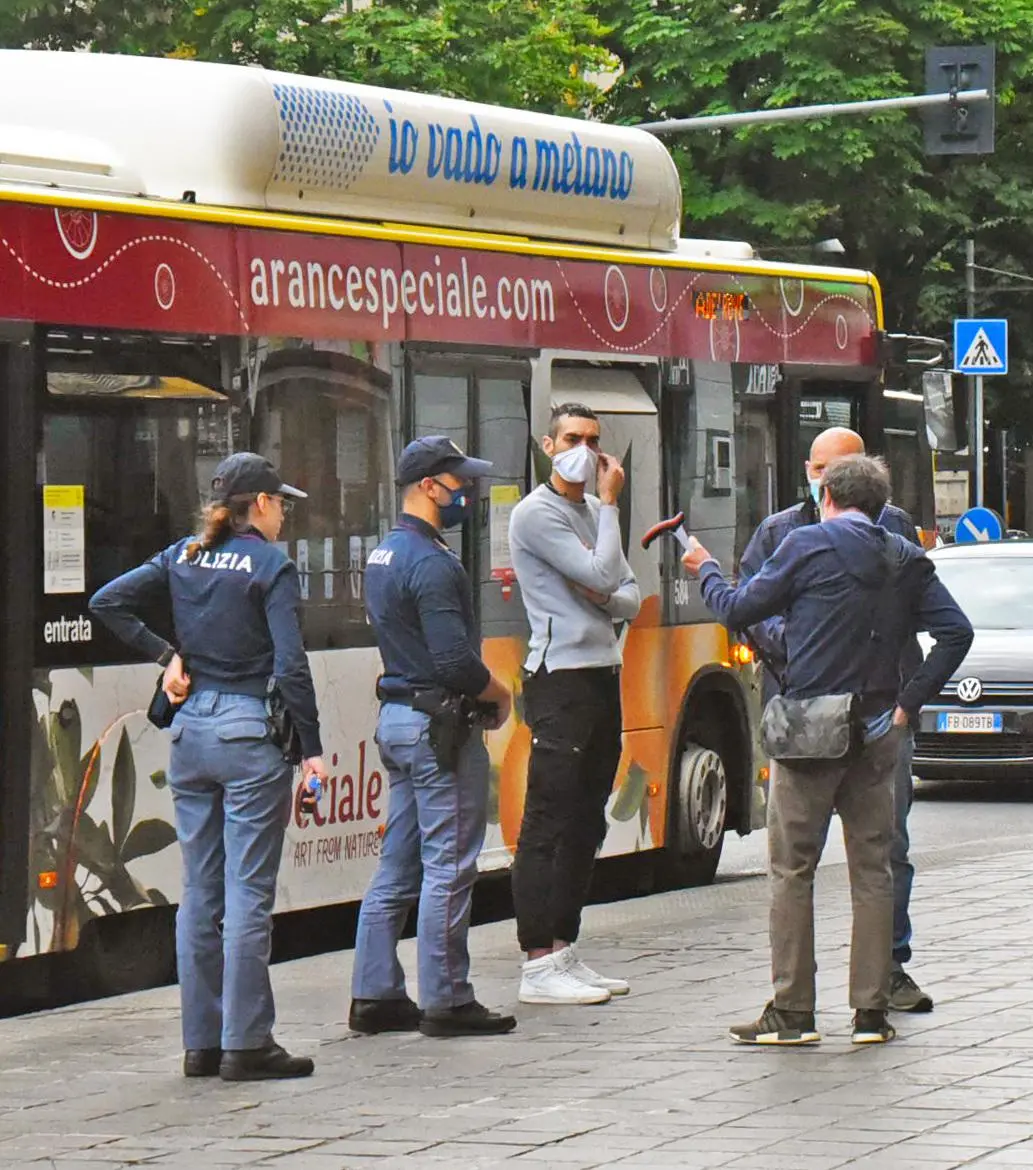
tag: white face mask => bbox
[552,444,599,485]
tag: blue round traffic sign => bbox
[955,506,1004,543]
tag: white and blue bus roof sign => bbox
[955,506,1004,543]
[954,318,1008,375]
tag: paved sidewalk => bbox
[1,841,1032,1170]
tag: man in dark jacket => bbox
[682,454,972,1046]
[739,427,932,1014]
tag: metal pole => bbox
[965,239,979,507]
[975,374,985,507]
[1001,427,1009,524]
[636,89,990,134]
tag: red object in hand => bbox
[642,512,690,551]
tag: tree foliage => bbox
[0,1,616,114]
[597,0,1033,440]
[4,1,1033,439]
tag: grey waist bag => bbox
[759,540,897,765]
[760,692,859,763]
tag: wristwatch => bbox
[157,646,176,668]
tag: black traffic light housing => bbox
[924,44,996,155]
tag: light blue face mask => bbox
[809,478,822,506]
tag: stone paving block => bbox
[721,1156,851,1170]
[965,1143,1033,1165]
[839,1154,968,1170]
[309,1136,440,1156]
[763,1138,888,1160]
[895,1138,1001,1159]
[596,1152,741,1168]
[930,1120,1033,1140]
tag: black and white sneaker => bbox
[729,1001,820,1045]
[888,968,933,1013]
[852,1009,896,1044]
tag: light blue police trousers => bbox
[351,702,489,1011]
[168,691,291,1051]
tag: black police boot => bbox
[349,996,422,1035]
[419,1000,517,1038]
[219,1041,314,1081]
[183,1047,222,1077]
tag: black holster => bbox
[411,688,472,773]
[266,679,302,766]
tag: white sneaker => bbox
[557,945,630,996]
[518,953,611,1005]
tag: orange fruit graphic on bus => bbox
[498,719,532,851]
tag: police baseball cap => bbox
[211,452,307,502]
[395,436,493,486]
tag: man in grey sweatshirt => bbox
[508,402,640,1005]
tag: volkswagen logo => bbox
[957,677,983,703]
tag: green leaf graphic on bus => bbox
[29,677,176,955]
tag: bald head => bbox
[807,427,865,481]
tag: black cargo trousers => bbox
[511,664,623,952]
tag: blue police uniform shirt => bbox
[364,514,491,700]
[89,528,322,756]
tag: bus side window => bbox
[37,331,235,670]
[410,367,470,561]
[476,376,529,641]
[249,341,395,652]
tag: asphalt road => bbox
[719,775,1033,878]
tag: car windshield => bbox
[932,555,1033,629]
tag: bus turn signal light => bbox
[38,871,58,890]
[731,643,754,666]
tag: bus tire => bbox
[662,739,727,887]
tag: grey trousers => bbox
[768,726,903,1013]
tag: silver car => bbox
[914,541,1033,778]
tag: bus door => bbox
[0,324,34,961]
[544,360,662,620]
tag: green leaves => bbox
[28,674,177,944]
[600,0,1033,435]
[610,760,647,821]
[0,1,615,116]
[112,728,136,853]
[49,700,81,806]
[486,763,501,825]
[121,819,178,864]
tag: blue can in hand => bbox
[299,775,322,814]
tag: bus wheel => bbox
[663,740,726,887]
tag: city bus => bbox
[0,49,934,997]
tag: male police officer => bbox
[683,454,971,1045]
[350,436,516,1038]
[739,426,933,1013]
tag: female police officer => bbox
[90,452,327,1081]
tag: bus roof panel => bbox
[0,50,683,253]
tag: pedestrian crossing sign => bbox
[954,318,1008,375]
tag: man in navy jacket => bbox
[682,454,971,1046]
[739,427,931,1013]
